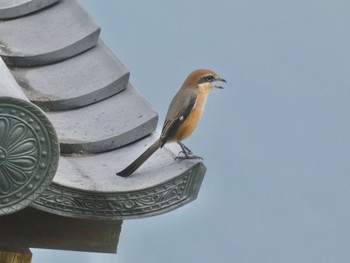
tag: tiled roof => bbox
[0,0,58,19]
[0,0,205,219]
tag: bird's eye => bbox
[205,75,214,82]
[198,74,215,84]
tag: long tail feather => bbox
[117,138,162,177]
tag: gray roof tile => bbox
[11,40,129,110]
[0,0,58,19]
[32,133,205,219]
[0,57,59,215]
[0,0,206,220]
[48,84,158,154]
[0,0,100,66]
[0,56,27,99]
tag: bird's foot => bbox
[175,151,203,160]
[178,143,193,155]
[175,141,202,160]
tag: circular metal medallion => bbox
[0,97,59,215]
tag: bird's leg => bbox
[179,142,192,154]
[175,142,203,160]
[177,142,191,158]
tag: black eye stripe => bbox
[198,74,214,84]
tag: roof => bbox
[0,0,206,220]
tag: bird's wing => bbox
[160,91,197,146]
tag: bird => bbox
[117,69,226,177]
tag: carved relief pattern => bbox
[0,117,38,195]
[0,98,59,214]
[33,165,205,219]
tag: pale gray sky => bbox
[33,1,350,262]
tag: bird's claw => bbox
[175,151,203,160]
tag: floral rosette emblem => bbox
[0,117,38,195]
[0,98,59,215]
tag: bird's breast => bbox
[174,90,209,141]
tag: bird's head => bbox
[183,69,226,91]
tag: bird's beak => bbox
[213,77,226,89]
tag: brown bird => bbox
[117,69,226,177]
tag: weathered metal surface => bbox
[32,133,206,219]
[0,0,100,66]
[0,0,58,19]
[11,40,129,111]
[0,59,59,215]
[0,207,121,253]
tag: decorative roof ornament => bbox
[0,58,59,215]
[0,0,206,256]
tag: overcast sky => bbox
[33,0,350,262]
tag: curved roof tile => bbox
[0,0,205,220]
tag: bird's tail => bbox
[117,138,162,177]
